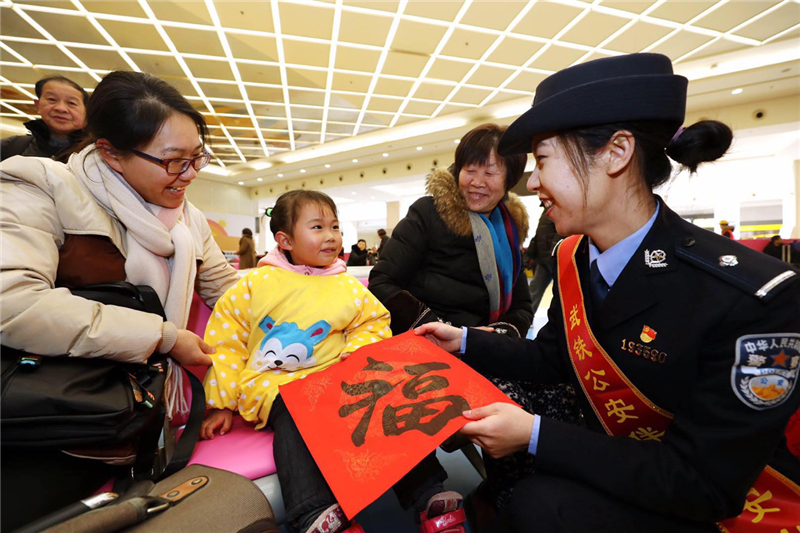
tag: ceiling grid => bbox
[0,0,797,179]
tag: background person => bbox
[525,210,563,316]
[1,75,89,162]
[417,53,800,533]
[376,228,389,258]
[237,227,257,269]
[0,70,240,529]
[369,123,579,517]
[763,234,784,260]
[346,238,368,266]
[719,219,735,238]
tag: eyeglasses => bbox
[130,148,211,175]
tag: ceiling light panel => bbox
[1,0,797,183]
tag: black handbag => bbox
[0,282,204,481]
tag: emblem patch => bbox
[644,249,667,268]
[719,255,738,267]
[731,333,800,410]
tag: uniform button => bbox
[682,237,696,247]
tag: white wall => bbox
[189,177,259,217]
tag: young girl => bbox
[201,190,464,533]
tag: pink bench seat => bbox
[185,416,276,480]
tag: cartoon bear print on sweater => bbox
[250,316,332,372]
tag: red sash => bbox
[556,235,800,532]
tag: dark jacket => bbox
[763,241,784,260]
[525,210,563,266]
[369,169,532,338]
[237,235,257,269]
[377,234,389,257]
[463,201,800,523]
[1,119,84,163]
[346,244,368,267]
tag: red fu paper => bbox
[280,331,516,518]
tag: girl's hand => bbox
[414,323,463,353]
[201,409,233,440]
[170,329,215,367]
[340,352,352,360]
[459,403,535,458]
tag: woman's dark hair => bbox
[242,228,253,237]
[82,71,207,152]
[770,235,782,244]
[269,190,338,238]
[453,123,527,192]
[35,76,89,105]
[557,120,732,194]
[357,239,366,244]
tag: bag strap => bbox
[159,367,205,480]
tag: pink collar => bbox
[257,246,347,276]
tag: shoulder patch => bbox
[731,333,800,410]
[674,224,798,302]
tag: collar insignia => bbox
[644,249,667,268]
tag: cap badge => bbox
[719,255,738,267]
[640,325,657,343]
[644,249,667,268]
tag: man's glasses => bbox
[130,148,211,175]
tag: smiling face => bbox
[34,81,86,139]
[102,113,203,209]
[279,202,342,268]
[528,135,611,237]
[458,150,507,216]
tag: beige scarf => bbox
[70,145,198,416]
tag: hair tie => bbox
[670,126,685,144]
[265,207,274,217]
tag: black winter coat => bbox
[0,119,84,163]
[346,244,368,266]
[369,169,532,338]
[463,201,800,523]
[525,210,563,266]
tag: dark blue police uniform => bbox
[463,201,800,532]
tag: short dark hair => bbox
[82,71,207,154]
[453,123,527,192]
[377,229,387,237]
[770,235,782,243]
[35,76,89,105]
[242,228,253,237]
[269,190,338,238]
[357,239,366,244]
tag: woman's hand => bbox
[459,403,535,458]
[201,409,233,439]
[170,329,215,366]
[414,322,463,353]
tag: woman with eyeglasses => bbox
[0,71,240,529]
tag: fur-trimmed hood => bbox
[426,168,529,241]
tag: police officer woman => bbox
[416,53,800,532]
